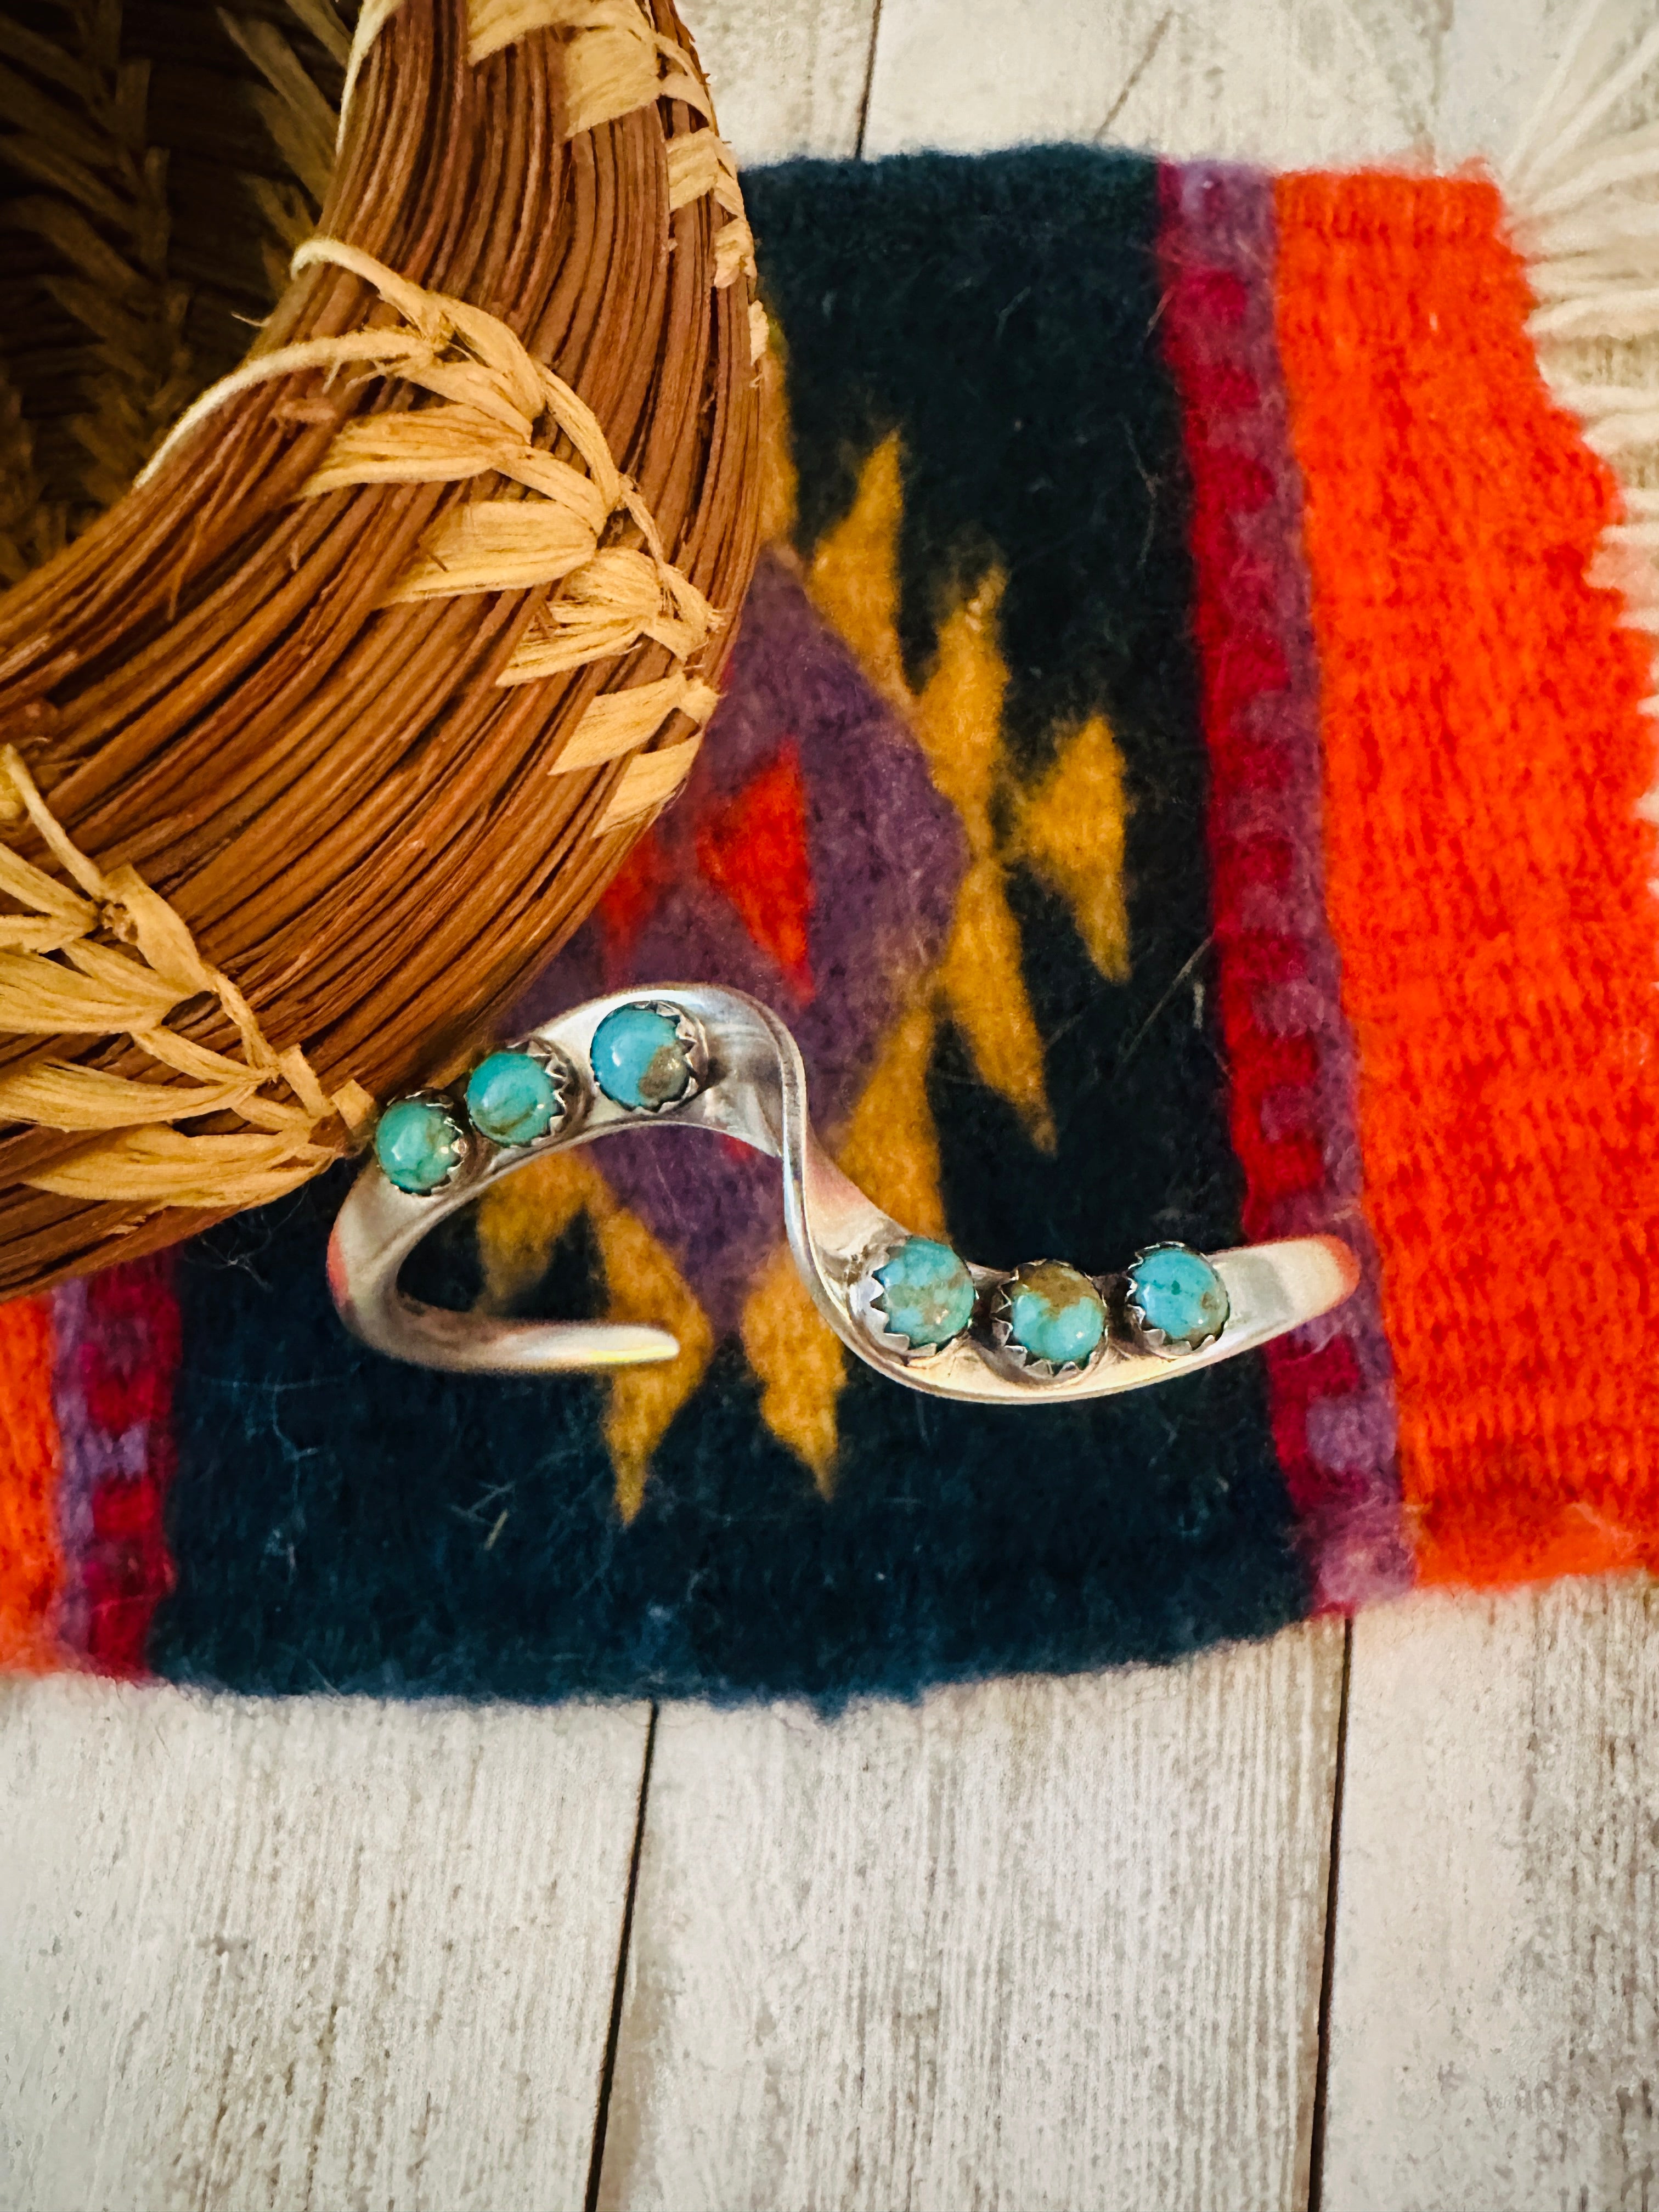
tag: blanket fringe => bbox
[1505,0,1659,864]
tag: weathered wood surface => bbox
[0,1677,650,2212]
[862,0,1580,168]
[689,0,877,162]
[600,1634,1345,2212]
[1324,1581,1659,2212]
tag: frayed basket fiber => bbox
[0,0,761,1299]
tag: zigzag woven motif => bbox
[2,146,1656,1700]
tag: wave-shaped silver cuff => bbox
[328,984,1358,1402]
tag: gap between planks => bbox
[0,1679,654,2212]
[854,0,884,156]
[585,1704,661,2212]
[591,1629,1346,2212]
[1307,1619,1355,2212]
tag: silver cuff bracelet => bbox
[328,984,1358,1404]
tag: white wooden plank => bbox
[0,1677,650,2212]
[863,0,1431,165]
[598,1626,1345,2212]
[860,0,1582,168]
[679,0,878,165]
[1322,1580,1659,2212]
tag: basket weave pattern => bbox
[0,0,761,1297]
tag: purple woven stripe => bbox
[1163,162,1410,1609]
[49,1277,99,1657]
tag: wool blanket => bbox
[3,139,1656,1703]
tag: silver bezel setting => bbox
[469,1034,583,1151]
[599,1000,710,1115]
[851,1231,979,1365]
[378,1087,472,1197]
[986,1260,1114,1384]
[1122,1240,1230,1360]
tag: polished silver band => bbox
[328,983,1358,1402]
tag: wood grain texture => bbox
[0,1677,650,2212]
[1323,1582,1659,2212]
[861,0,1579,167]
[679,0,879,164]
[599,1628,1345,2212]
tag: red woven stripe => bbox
[1159,161,1410,1609]
[53,1255,183,1677]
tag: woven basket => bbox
[0,0,761,1297]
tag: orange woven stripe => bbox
[0,1294,65,1668]
[1274,171,1659,1584]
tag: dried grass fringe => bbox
[0,744,372,1209]
[145,235,726,745]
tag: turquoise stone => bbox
[591,1002,695,1111]
[1005,1260,1107,1369]
[873,1236,977,1352]
[375,1097,465,1195]
[1127,1244,1229,1348]
[466,1050,563,1146]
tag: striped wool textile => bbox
[2,148,1656,1700]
